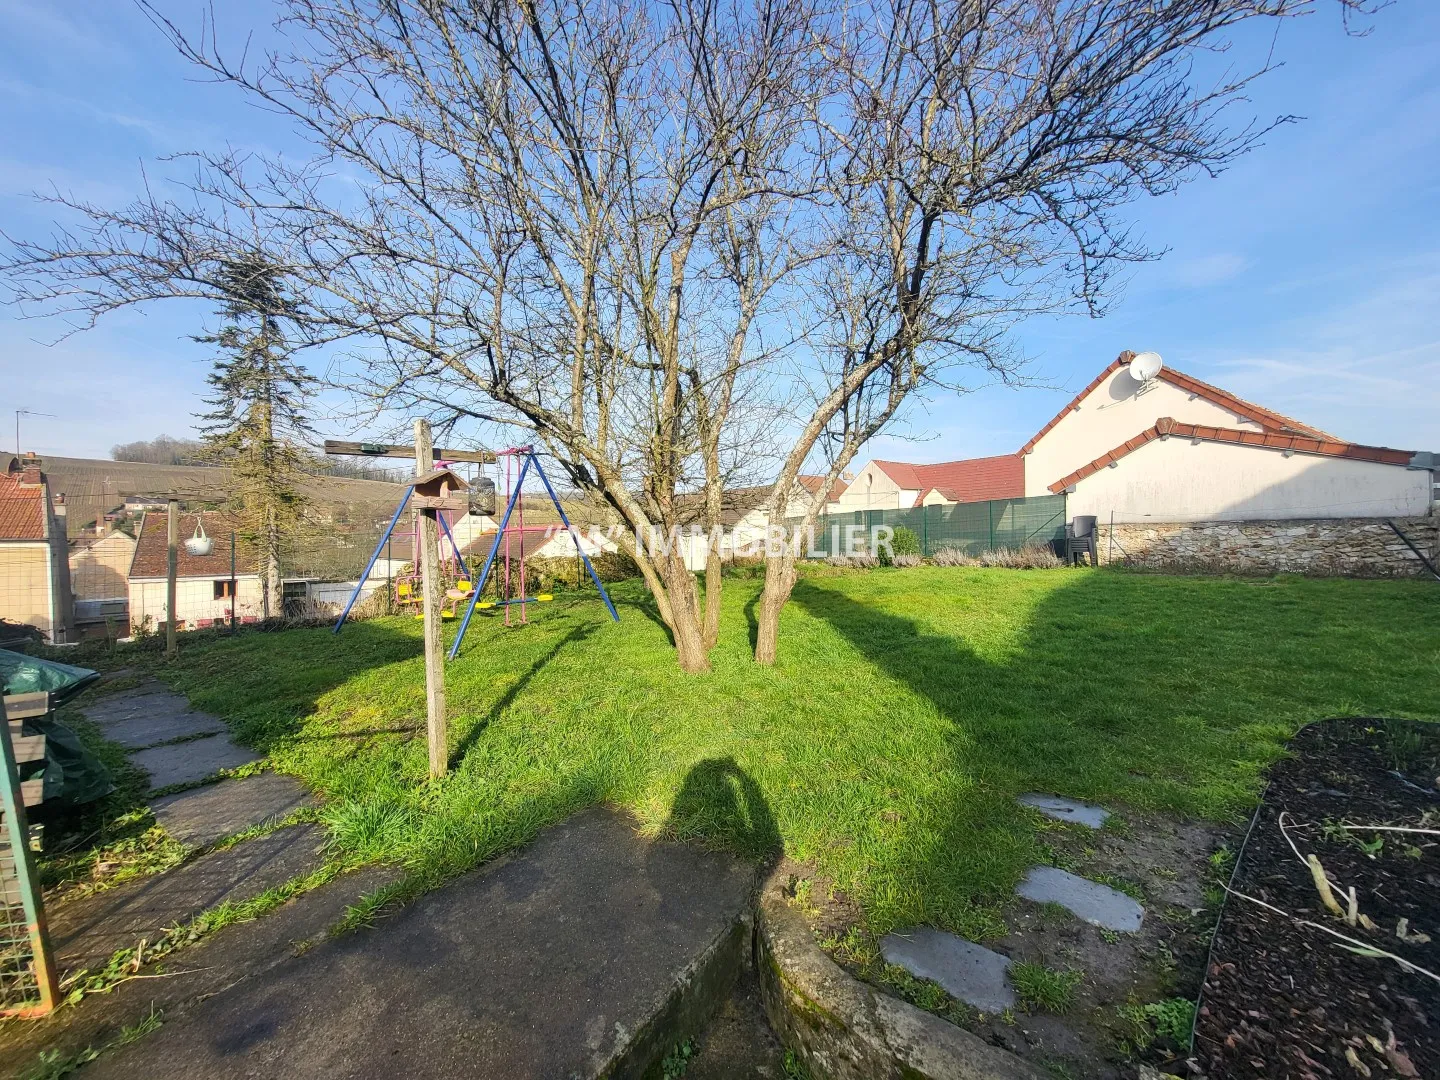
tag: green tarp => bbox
[0,648,103,703]
[1,649,112,807]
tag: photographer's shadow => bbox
[662,756,780,862]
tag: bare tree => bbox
[2,0,1380,671]
[3,0,827,672]
[748,0,1381,663]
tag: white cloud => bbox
[1203,262,1440,450]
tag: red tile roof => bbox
[1019,352,1336,456]
[129,511,259,579]
[1154,368,1335,440]
[1047,417,1415,494]
[797,474,850,503]
[0,473,47,541]
[872,455,1025,506]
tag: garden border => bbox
[753,868,1046,1080]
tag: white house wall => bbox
[1066,437,1432,523]
[129,575,266,631]
[530,528,618,560]
[829,462,917,511]
[1024,367,1267,497]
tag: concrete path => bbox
[48,825,326,976]
[38,681,322,979]
[85,807,756,1080]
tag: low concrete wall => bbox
[755,871,1043,1080]
[1095,516,1439,578]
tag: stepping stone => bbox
[47,824,327,977]
[87,709,227,750]
[130,733,261,790]
[1017,793,1110,830]
[1016,867,1144,933]
[880,927,1015,1013]
[83,807,756,1080]
[82,685,191,724]
[84,683,230,749]
[151,772,317,849]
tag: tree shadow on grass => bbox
[448,623,596,770]
[743,587,761,652]
[664,756,781,862]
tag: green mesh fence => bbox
[788,494,1067,557]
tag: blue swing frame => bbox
[329,481,480,633]
[448,449,618,660]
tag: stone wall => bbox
[1094,516,1439,578]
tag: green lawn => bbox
[137,566,1439,938]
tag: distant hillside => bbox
[43,456,405,538]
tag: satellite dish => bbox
[1129,351,1163,383]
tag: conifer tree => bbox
[197,256,312,618]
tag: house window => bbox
[214,580,235,599]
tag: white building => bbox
[127,511,265,631]
[830,353,1431,526]
[1021,354,1431,523]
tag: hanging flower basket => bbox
[184,520,214,557]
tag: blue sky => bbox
[2,1,1437,465]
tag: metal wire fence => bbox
[787,494,1068,557]
[1,697,57,1018]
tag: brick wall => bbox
[1095,517,1439,578]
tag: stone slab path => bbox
[81,680,314,835]
[151,773,316,849]
[48,824,326,976]
[1016,866,1144,933]
[34,681,325,983]
[1017,792,1110,830]
[84,807,756,1080]
[881,927,1016,1013]
[128,737,261,789]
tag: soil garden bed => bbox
[1195,718,1439,1079]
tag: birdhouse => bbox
[410,468,470,512]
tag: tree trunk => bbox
[661,553,711,674]
[754,550,798,666]
[702,545,723,650]
[263,507,282,618]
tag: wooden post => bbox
[230,532,237,634]
[166,496,179,658]
[414,419,447,778]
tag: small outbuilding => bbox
[127,511,264,632]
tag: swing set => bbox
[332,446,618,657]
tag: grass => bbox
[22,1006,162,1079]
[1114,996,1197,1054]
[1011,962,1084,1013]
[75,566,1439,941]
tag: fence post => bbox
[988,500,994,550]
[165,496,178,657]
[0,696,59,1017]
